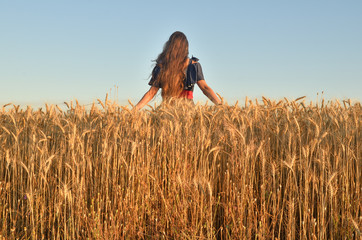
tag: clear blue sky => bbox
[1,0,361,107]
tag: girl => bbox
[135,31,221,110]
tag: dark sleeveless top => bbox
[148,56,205,92]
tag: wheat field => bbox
[0,97,361,239]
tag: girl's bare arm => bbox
[135,86,159,110]
[196,80,221,105]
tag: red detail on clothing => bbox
[179,90,193,99]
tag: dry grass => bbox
[0,97,361,239]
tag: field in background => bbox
[0,98,361,239]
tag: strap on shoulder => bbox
[191,56,199,64]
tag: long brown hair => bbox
[153,31,189,99]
